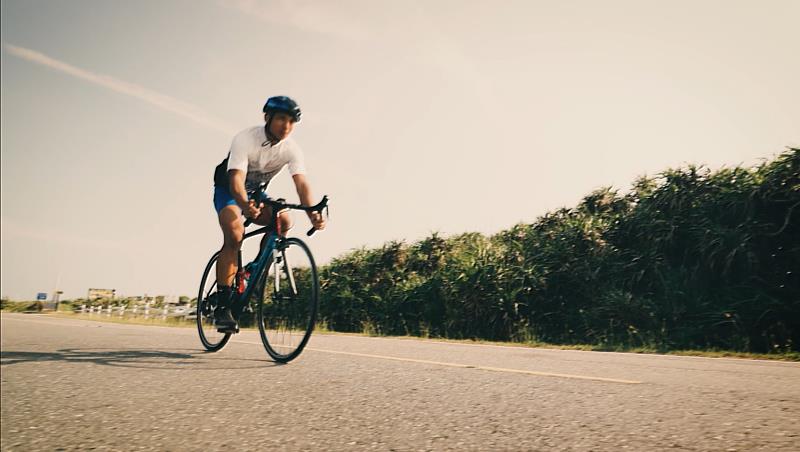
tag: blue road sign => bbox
[36,292,47,301]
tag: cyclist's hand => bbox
[310,211,326,231]
[243,200,261,219]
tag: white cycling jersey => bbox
[226,125,306,191]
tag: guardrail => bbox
[74,304,196,321]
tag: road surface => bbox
[1,313,799,451]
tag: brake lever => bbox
[306,204,330,237]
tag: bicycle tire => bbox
[196,251,232,351]
[256,237,319,363]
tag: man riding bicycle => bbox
[212,96,326,331]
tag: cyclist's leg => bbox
[252,205,293,234]
[252,205,292,254]
[214,186,243,285]
[253,206,293,256]
[217,204,244,286]
[213,186,242,330]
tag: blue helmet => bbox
[262,96,301,122]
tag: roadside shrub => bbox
[318,149,798,352]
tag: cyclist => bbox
[211,96,326,331]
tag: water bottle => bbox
[237,262,256,294]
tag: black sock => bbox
[217,286,232,307]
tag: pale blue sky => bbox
[2,0,798,300]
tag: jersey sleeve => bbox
[287,141,307,175]
[226,131,249,173]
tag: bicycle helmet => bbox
[262,96,302,122]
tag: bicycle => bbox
[196,183,329,363]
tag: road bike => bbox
[196,183,329,363]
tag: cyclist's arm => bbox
[225,131,260,216]
[227,169,251,210]
[292,174,324,227]
[292,174,314,215]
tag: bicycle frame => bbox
[232,226,279,312]
[230,185,328,313]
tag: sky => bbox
[1,0,798,300]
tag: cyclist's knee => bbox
[220,217,244,249]
[222,227,243,247]
[278,213,293,232]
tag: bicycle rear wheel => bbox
[197,252,232,351]
[256,237,319,363]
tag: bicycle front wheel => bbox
[256,237,319,363]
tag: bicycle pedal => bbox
[217,326,240,334]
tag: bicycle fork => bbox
[272,248,298,300]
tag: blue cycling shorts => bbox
[213,186,271,215]
[213,186,237,214]
[215,186,265,214]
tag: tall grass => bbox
[318,149,799,353]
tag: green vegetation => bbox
[318,149,799,355]
[0,300,44,312]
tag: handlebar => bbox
[243,183,329,236]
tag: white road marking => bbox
[231,339,643,384]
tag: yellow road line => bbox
[233,340,642,384]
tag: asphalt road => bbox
[1,313,799,451]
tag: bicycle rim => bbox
[197,252,232,351]
[256,238,319,362]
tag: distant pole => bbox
[53,271,62,311]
